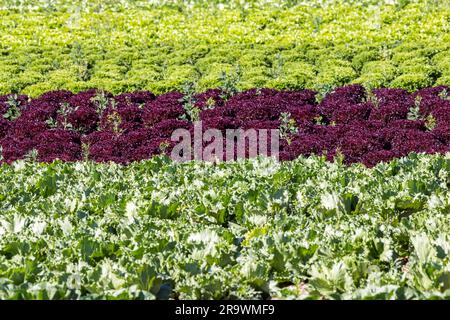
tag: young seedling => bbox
[45,117,58,128]
[405,95,436,131]
[179,82,200,122]
[279,112,298,145]
[46,103,77,130]
[204,97,216,110]
[91,90,110,116]
[70,41,91,81]
[106,111,123,134]
[24,149,39,162]
[425,114,436,131]
[81,142,91,162]
[219,64,241,100]
[58,102,76,130]
[334,147,346,165]
[366,90,380,108]
[315,84,334,104]
[271,52,284,78]
[3,94,22,121]
[159,141,170,154]
[313,15,323,33]
[438,89,449,100]
[407,95,422,121]
[314,115,326,126]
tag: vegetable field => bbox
[1,155,449,299]
[1,0,450,96]
[0,0,449,300]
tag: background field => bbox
[0,0,449,96]
[1,154,449,299]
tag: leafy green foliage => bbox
[91,90,110,115]
[179,82,200,122]
[406,95,437,131]
[219,65,242,100]
[0,1,448,96]
[407,96,423,120]
[315,84,335,103]
[3,95,22,120]
[105,111,122,135]
[279,112,298,144]
[439,88,450,100]
[425,114,437,131]
[0,153,449,299]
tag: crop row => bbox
[0,154,449,299]
[0,1,449,96]
[0,85,449,166]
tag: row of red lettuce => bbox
[0,85,448,166]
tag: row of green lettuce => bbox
[0,0,449,96]
[0,153,449,299]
